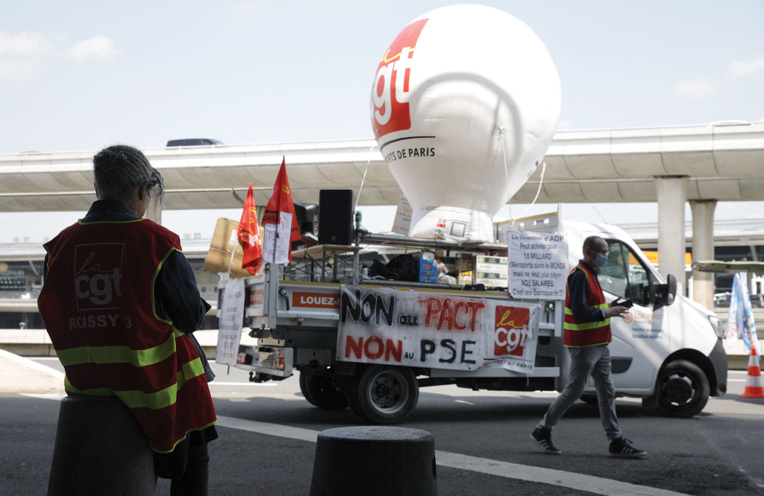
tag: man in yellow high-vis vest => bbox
[531,236,646,458]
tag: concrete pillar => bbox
[690,200,717,310]
[146,197,162,224]
[48,396,155,495]
[310,426,437,496]
[655,176,688,296]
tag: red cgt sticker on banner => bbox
[493,305,531,357]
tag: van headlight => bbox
[708,315,724,339]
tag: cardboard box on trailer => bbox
[203,217,256,278]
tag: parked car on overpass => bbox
[166,138,223,147]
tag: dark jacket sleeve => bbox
[155,250,211,333]
[567,268,607,322]
[155,250,216,382]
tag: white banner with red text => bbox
[337,285,540,373]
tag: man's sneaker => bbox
[609,437,646,458]
[530,428,561,455]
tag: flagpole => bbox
[227,245,236,275]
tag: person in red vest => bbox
[530,235,646,458]
[38,145,218,494]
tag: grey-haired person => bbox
[38,144,218,495]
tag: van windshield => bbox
[598,240,652,307]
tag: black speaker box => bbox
[292,203,319,250]
[318,190,353,245]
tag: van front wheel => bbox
[656,359,710,418]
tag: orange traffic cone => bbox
[740,344,764,398]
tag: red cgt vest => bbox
[38,218,216,453]
[563,264,611,348]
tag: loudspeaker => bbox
[295,203,319,236]
[319,190,353,245]
[292,203,319,250]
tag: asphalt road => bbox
[1,358,763,496]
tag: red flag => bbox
[262,157,301,264]
[237,183,263,275]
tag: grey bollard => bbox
[310,426,437,496]
[48,395,155,496]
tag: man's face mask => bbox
[595,251,609,268]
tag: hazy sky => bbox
[1,0,763,241]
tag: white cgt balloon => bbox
[371,4,561,243]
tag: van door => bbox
[590,239,665,392]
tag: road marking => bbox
[435,451,688,496]
[216,416,690,496]
[209,382,278,387]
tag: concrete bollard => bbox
[310,426,437,496]
[47,395,155,496]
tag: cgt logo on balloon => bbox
[371,18,427,139]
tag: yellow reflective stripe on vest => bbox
[179,356,207,385]
[119,357,206,410]
[65,356,207,410]
[565,319,611,331]
[55,329,181,368]
[564,304,610,330]
[64,376,114,396]
[564,303,608,315]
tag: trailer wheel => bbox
[656,359,710,418]
[299,371,348,411]
[298,371,314,404]
[346,365,419,424]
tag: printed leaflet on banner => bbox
[216,277,245,366]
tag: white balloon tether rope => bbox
[498,126,546,228]
[354,144,377,214]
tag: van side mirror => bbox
[653,274,677,310]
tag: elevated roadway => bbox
[2,123,763,210]
[2,122,764,307]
